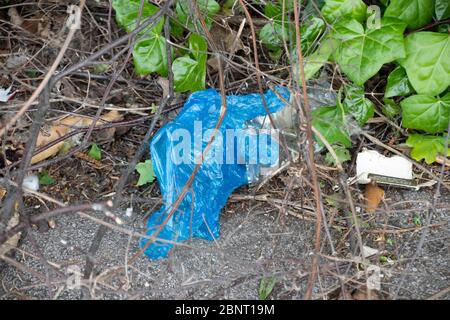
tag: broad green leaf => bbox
[173,33,207,92]
[385,66,414,98]
[170,18,185,38]
[173,57,205,92]
[264,1,293,20]
[175,0,220,31]
[38,171,55,186]
[312,105,352,148]
[133,33,169,76]
[88,143,102,160]
[399,32,450,96]
[342,85,375,125]
[406,134,450,164]
[321,0,367,23]
[136,159,156,186]
[325,145,351,166]
[300,17,325,55]
[401,93,450,134]
[332,18,406,85]
[381,98,401,119]
[262,17,324,56]
[436,0,450,19]
[302,37,338,80]
[385,0,434,29]
[112,0,164,34]
[259,22,292,52]
[258,277,277,300]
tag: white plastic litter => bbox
[353,149,413,184]
[362,245,379,258]
[348,149,436,190]
[125,207,133,217]
[0,86,14,102]
[22,175,40,191]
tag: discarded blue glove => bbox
[140,87,289,259]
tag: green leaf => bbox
[259,22,293,52]
[133,33,169,77]
[175,0,220,31]
[170,18,185,38]
[112,0,164,34]
[88,143,102,160]
[262,17,324,59]
[302,37,339,80]
[173,33,207,92]
[38,171,55,186]
[332,18,406,85]
[436,0,450,19]
[136,159,156,186]
[300,17,325,55]
[325,145,351,166]
[264,1,293,20]
[385,0,434,29]
[258,277,277,300]
[342,85,375,125]
[406,134,450,164]
[401,93,450,133]
[381,98,401,119]
[321,0,367,23]
[312,105,352,148]
[385,66,414,98]
[399,32,450,96]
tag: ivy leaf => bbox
[342,85,375,125]
[136,159,156,186]
[133,33,169,77]
[302,37,339,80]
[332,18,406,85]
[436,0,450,20]
[299,17,325,55]
[112,0,164,34]
[385,0,434,29]
[325,145,351,166]
[38,171,55,186]
[401,93,450,134]
[88,143,102,160]
[381,98,401,119]
[259,22,293,52]
[312,105,352,148]
[264,0,295,20]
[385,66,414,98]
[406,134,450,164]
[399,32,450,96]
[175,0,220,31]
[321,0,367,23]
[173,33,207,92]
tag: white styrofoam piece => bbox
[22,175,39,191]
[355,150,412,184]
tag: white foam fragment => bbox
[355,150,412,184]
[22,175,39,191]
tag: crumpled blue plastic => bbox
[140,87,290,259]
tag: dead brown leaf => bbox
[31,110,122,164]
[365,182,385,213]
